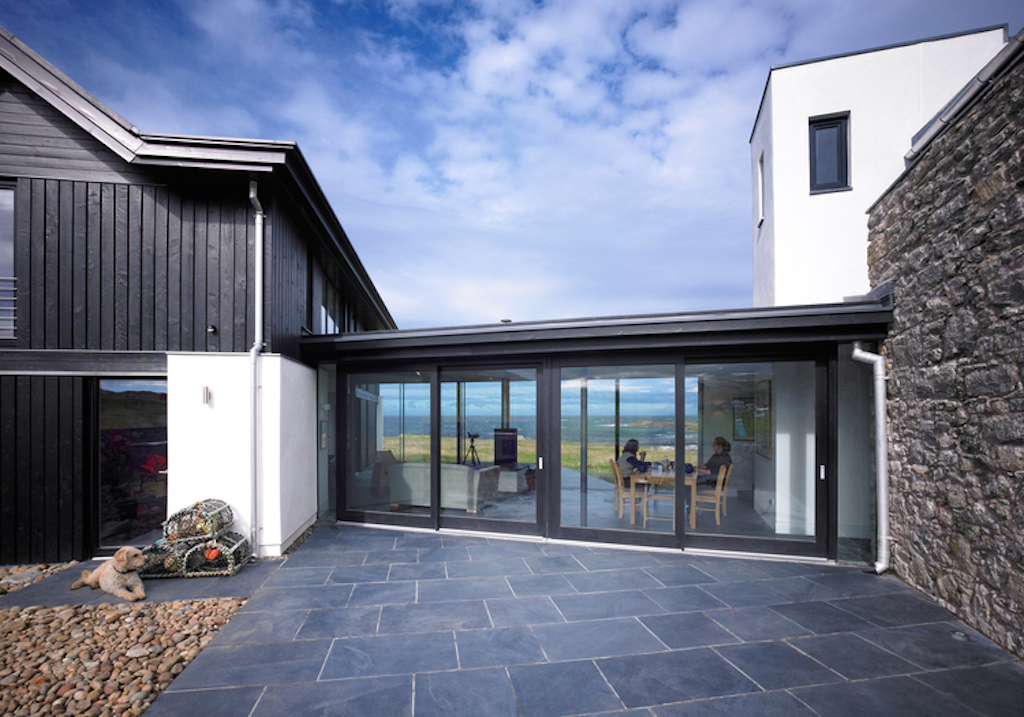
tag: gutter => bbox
[905,25,1024,165]
[249,181,265,559]
[852,342,889,574]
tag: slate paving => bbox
[4,523,1022,716]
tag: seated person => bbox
[618,438,651,487]
[696,436,732,485]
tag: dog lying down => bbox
[71,545,147,602]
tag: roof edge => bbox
[0,25,142,161]
[307,288,893,345]
[767,24,1007,74]
[869,24,1024,214]
[750,25,1009,141]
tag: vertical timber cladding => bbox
[0,375,87,563]
[267,196,309,359]
[15,177,255,353]
[5,177,253,562]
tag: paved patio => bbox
[4,524,1022,716]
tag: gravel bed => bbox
[0,564,78,596]
[0,598,245,716]
[0,524,313,715]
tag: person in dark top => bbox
[618,438,651,488]
[697,436,732,485]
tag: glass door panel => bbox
[98,379,168,547]
[346,371,432,515]
[317,364,336,521]
[440,368,538,522]
[684,361,819,544]
[560,366,676,534]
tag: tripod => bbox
[466,433,481,466]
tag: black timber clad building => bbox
[0,27,394,563]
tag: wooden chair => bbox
[609,459,639,521]
[693,464,732,526]
[642,478,674,529]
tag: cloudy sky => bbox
[2,1,1021,328]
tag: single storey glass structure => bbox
[302,285,892,563]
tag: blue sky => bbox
[2,1,1021,328]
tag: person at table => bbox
[618,439,651,487]
[696,436,732,485]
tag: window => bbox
[98,379,168,546]
[809,114,849,193]
[757,152,766,226]
[0,185,13,339]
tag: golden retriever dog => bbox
[70,546,147,601]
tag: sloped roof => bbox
[0,25,395,330]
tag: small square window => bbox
[809,114,849,193]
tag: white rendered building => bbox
[750,26,1007,307]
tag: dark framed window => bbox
[809,114,849,193]
[0,183,14,340]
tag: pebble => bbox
[0,598,245,715]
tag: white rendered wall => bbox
[751,80,775,307]
[167,353,316,558]
[752,28,1005,307]
[259,354,317,556]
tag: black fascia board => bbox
[301,293,893,365]
[0,350,168,375]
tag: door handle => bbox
[819,465,825,481]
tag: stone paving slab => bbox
[7,524,1022,716]
[154,525,1024,715]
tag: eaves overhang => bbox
[302,284,893,365]
[0,24,395,332]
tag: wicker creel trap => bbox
[139,499,250,579]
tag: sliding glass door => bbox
[559,365,677,538]
[683,360,827,555]
[340,356,829,556]
[440,367,539,530]
[345,370,432,518]
[342,365,542,533]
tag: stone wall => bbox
[867,55,1024,658]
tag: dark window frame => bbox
[809,113,850,193]
[0,180,15,342]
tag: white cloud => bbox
[2,0,1022,328]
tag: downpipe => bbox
[249,181,265,559]
[852,342,889,574]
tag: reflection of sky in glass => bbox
[99,379,168,394]
[561,375,682,416]
[0,189,13,278]
[380,382,431,415]
[374,371,696,417]
[441,379,535,417]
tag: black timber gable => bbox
[0,71,152,185]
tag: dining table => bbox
[632,466,699,529]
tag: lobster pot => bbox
[182,532,251,577]
[163,499,234,545]
[139,540,186,579]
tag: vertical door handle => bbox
[819,465,825,481]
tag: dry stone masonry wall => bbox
[867,55,1024,658]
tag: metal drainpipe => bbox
[249,181,265,559]
[852,342,889,573]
